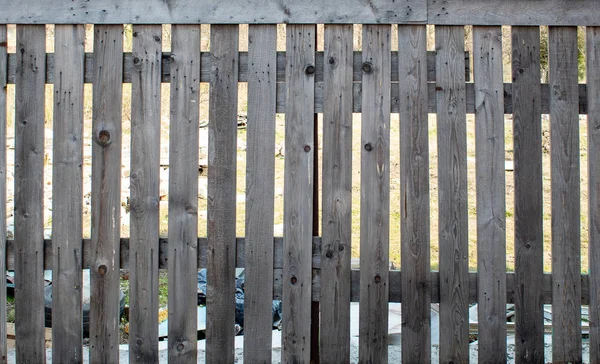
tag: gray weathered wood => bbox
[90,24,123,364]
[243,24,277,364]
[206,24,238,364]
[549,26,582,363]
[6,50,470,84]
[473,25,507,362]
[435,25,469,364]
[129,24,161,364]
[398,24,430,364]
[428,0,600,25]
[51,24,85,364]
[588,26,600,364]
[320,24,353,364]
[283,24,315,363]
[0,24,7,364]
[0,0,426,24]
[512,26,544,364]
[14,24,46,364]
[167,25,201,364]
[359,24,391,364]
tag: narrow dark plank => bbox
[473,26,507,362]
[0,24,7,364]
[52,24,85,363]
[588,26,600,364]
[359,24,391,364]
[167,25,201,363]
[398,24,430,363]
[243,24,277,364]
[206,24,238,363]
[512,26,544,364]
[282,24,315,363]
[14,24,46,364]
[549,26,582,363]
[129,24,161,363]
[320,24,353,364]
[89,24,123,363]
[435,25,469,364]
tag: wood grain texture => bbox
[398,24,430,364]
[359,24,391,364]
[428,0,600,25]
[51,24,85,364]
[206,24,238,364]
[549,26,582,363]
[89,24,123,364]
[243,24,277,364]
[14,24,46,364]
[129,24,161,364]
[512,26,544,364]
[6,50,470,84]
[0,24,7,364]
[473,26,507,362]
[282,24,315,364]
[0,0,426,24]
[320,24,353,364]
[435,25,469,364]
[167,25,200,364]
[588,26,600,364]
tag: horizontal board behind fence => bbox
[4,238,591,304]
[6,51,470,84]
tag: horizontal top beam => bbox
[1,0,599,25]
[0,0,426,24]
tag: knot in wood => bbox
[303,145,311,153]
[304,64,315,75]
[290,276,298,285]
[325,250,333,259]
[98,130,111,146]
[374,274,381,284]
[98,264,108,276]
[364,142,372,151]
[362,62,373,74]
[177,343,185,351]
[133,57,140,65]
[328,57,335,65]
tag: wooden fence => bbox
[1,0,600,363]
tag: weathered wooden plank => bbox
[0,24,7,364]
[206,24,238,364]
[549,26,582,363]
[243,24,277,364]
[167,24,201,364]
[435,25,469,364]
[473,25,507,362]
[283,24,315,363]
[320,24,353,364]
[89,24,123,364]
[398,24,430,364]
[359,24,391,364]
[512,26,544,364]
[588,26,600,364]
[129,24,162,364]
[428,0,600,25]
[14,24,46,364]
[51,24,85,364]
[0,0,426,24]
[7,50,470,84]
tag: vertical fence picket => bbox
[359,24,391,364]
[320,23,353,364]
[167,24,200,363]
[90,24,123,363]
[52,24,85,363]
[129,24,162,363]
[473,25,507,362]
[549,25,582,363]
[588,25,600,364]
[0,24,7,364]
[206,24,239,363]
[435,25,469,364]
[14,24,46,363]
[398,24,430,363]
[512,26,544,363]
[243,24,277,364]
[283,24,315,363]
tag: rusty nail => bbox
[362,62,373,74]
[364,143,372,151]
[291,276,298,285]
[98,130,111,145]
[305,64,315,75]
[304,145,311,152]
[98,265,107,276]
